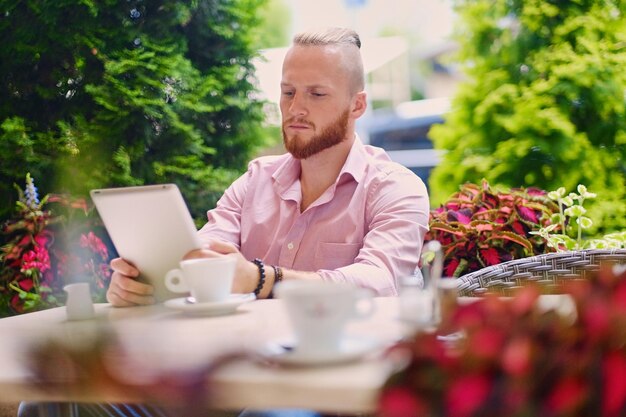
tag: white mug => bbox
[275,281,375,355]
[164,257,236,303]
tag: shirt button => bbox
[287,242,294,250]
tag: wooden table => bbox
[0,297,408,414]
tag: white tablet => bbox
[90,184,202,302]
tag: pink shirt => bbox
[198,138,430,296]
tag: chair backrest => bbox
[456,249,626,297]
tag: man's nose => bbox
[288,93,307,116]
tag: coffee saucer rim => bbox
[259,335,382,367]
[163,293,256,315]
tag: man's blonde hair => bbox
[293,27,362,49]
[292,27,365,94]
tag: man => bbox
[20,26,430,417]
[107,27,430,306]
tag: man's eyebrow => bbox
[280,82,329,89]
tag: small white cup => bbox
[64,282,95,321]
[275,281,375,355]
[164,257,236,303]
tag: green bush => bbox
[429,0,626,234]
[0,0,270,223]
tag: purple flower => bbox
[22,173,40,209]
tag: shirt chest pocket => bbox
[314,242,361,270]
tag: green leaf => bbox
[577,216,593,229]
[565,206,587,217]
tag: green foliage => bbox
[429,0,626,233]
[0,0,269,222]
[532,184,626,250]
[256,0,291,48]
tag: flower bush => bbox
[0,174,113,316]
[380,264,626,417]
[425,180,560,277]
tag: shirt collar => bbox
[337,134,368,185]
[272,134,369,199]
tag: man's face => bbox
[280,45,356,160]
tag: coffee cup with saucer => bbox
[265,281,380,366]
[163,257,253,315]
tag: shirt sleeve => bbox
[317,170,430,296]
[196,169,251,249]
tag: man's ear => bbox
[350,91,367,119]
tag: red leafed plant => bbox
[0,174,113,316]
[425,180,560,277]
[379,264,626,417]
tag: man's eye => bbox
[312,93,326,97]
[282,91,294,97]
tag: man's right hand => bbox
[106,258,155,307]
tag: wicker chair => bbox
[456,248,626,297]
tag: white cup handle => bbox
[165,269,189,293]
[353,289,376,319]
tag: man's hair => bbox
[292,27,361,49]
[292,27,365,93]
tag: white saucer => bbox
[164,293,256,316]
[260,336,382,367]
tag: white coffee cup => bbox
[164,257,236,303]
[274,281,376,355]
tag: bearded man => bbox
[106,27,430,305]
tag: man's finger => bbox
[110,258,139,277]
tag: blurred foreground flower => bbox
[380,264,626,417]
[25,321,240,417]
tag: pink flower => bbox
[445,373,492,417]
[502,336,533,376]
[603,351,626,417]
[80,232,109,259]
[21,244,51,274]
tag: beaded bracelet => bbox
[252,258,266,297]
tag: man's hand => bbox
[184,241,259,294]
[106,258,155,307]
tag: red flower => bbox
[603,351,626,417]
[469,327,506,361]
[583,298,612,341]
[18,278,34,291]
[378,386,425,417]
[10,294,24,314]
[445,373,492,417]
[544,377,588,415]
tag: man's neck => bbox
[299,135,355,212]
